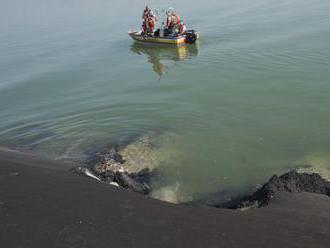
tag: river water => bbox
[1,0,330,202]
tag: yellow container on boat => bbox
[128,31,186,45]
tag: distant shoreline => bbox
[0,147,329,247]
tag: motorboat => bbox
[128,30,199,45]
[129,6,200,46]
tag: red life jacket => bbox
[147,17,155,31]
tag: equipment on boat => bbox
[185,30,199,44]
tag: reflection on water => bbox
[130,42,199,77]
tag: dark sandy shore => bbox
[0,148,329,248]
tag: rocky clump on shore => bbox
[72,166,156,195]
[73,132,177,196]
[231,170,330,209]
[90,132,178,174]
[74,139,330,209]
[72,145,162,195]
[92,147,126,174]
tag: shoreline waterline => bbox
[2,140,329,206]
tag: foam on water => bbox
[151,182,193,204]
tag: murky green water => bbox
[1,0,330,202]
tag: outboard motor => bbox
[185,30,198,43]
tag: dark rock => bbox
[103,170,116,177]
[106,147,125,164]
[115,172,151,195]
[72,165,153,195]
[99,147,125,164]
[101,170,116,183]
[87,147,126,173]
[231,170,330,208]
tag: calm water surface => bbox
[1,0,330,202]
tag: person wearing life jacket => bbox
[172,13,181,26]
[141,5,149,34]
[142,5,158,34]
[166,14,173,29]
[142,5,151,19]
[166,12,181,34]
[146,16,156,33]
[178,20,187,35]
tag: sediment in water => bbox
[69,133,330,207]
[74,144,330,209]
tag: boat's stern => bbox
[185,30,199,43]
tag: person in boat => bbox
[142,5,151,19]
[142,5,150,34]
[146,16,156,34]
[178,20,187,35]
[166,11,181,35]
[142,17,156,34]
[142,5,157,35]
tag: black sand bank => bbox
[0,148,329,247]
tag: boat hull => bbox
[128,31,188,45]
